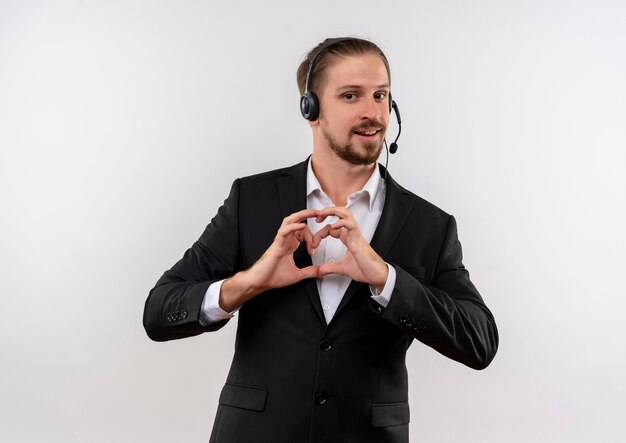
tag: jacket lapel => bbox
[276,159,326,325]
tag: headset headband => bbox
[303,38,351,98]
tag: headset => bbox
[299,37,402,154]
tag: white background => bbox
[1,0,625,442]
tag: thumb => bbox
[318,261,345,278]
[296,265,320,281]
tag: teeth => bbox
[358,129,378,136]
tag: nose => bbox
[360,96,383,121]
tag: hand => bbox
[314,206,388,288]
[247,208,321,291]
[219,209,320,311]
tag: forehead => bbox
[322,54,389,91]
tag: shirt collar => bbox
[306,158,383,211]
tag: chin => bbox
[322,127,383,166]
[334,143,382,166]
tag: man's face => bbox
[315,53,390,166]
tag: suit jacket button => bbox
[320,340,332,352]
[315,393,327,405]
[399,314,409,324]
[182,310,188,319]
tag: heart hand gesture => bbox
[313,206,388,289]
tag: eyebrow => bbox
[335,84,390,92]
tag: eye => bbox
[343,92,357,101]
[374,91,387,101]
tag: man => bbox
[143,37,498,443]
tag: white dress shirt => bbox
[200,160,396,325]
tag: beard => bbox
[320,117,385,166]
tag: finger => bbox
[327,227,345,239]
[313,224,332,247]
[315,206,352,223]
[318,261,345,278]
[294,229,304,242]
[315,213,332,224]
[302,225,315,255]
[276,222,307,239]
[295,265,319,281]
[284,208,319,226]
[328,219,357,231]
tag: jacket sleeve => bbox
[143,179,242,342]
[376,215,499,369]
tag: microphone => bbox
[389,100,402,154]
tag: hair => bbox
[296,37,391,97]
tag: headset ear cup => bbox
[388,92,393,113]
[300,91,319,121]
[300,94,311,119]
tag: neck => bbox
[310,147,377,207]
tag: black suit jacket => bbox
[143,159,498,443]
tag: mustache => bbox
[351,119,385,132]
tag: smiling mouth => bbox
[353,128,381,137]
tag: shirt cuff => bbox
[199,279,236,326]
[369,263,396,309]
